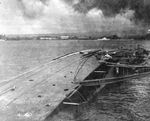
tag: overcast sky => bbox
[0,0,145,35]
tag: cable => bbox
[0,49,98,105]
[0,50,82,88]
[73,57,90,82]
[6,57,85,106]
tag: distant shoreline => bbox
[1,33,150,41]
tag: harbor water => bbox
[0,39,150,121]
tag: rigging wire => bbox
[0,52,87,101]
[73,57,91,82]
[1,54,65,66]
[0,49,100,106]
[72,49,105,82]
[0,49,99,88]
[0,51,82,88]
[6,57,85,106]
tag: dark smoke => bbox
[6,0,149,34]
[64,0,150,24]
[17,0,49,19]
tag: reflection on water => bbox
[0,39,150,121]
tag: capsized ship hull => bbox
[0,49,99,121]
[1,47,150,121]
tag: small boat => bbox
[63,46,150,105]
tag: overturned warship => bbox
[0,45,150,121]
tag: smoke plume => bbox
[0,0,150,34]
[64,0,150,24]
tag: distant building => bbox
[40,37,52,40]
[60,36,69,40]
[97,37,110,41]
[0,34,6,40]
